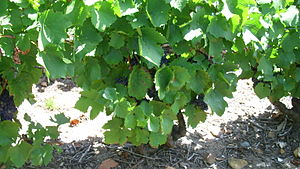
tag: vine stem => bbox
[0,35,15,39]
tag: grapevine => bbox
[0,0,299,167]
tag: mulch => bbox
[23,109,300,169]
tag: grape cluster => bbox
[130,56,139,67]
[147,87,158,99]
[0,89,16,121]
[191,95,208,111]
[115,76,128,86]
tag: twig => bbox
[0,35,15,39]
[278,125,293,137]
[127,158,144,169]
[119,148,159,160]
[78,145,91,163]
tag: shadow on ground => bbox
[23,108,300,169]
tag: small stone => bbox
[240,141,251,148]
[228,158,248,169]
[280,149,285,154]
[204,153,216,164]
[294,147,300,157]
[165,166,176,169]
[40,81,48,87]
[267,131,276,138]
[210,126,222,138]
[277,141,287,149]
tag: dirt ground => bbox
[18,78,300,169]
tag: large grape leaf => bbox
[91,2,117,32]
[75,90,105,119]
[207,15,234,41]
[169,66,190,90]
[185,105,207,128]
[104,128,128,145]
[9,141,32,168]
[147,116,160,132]
[138,28,167,66]
[171,92,189,113]
[109,32,125,49]
[114,100,131,118]
[146,0,170,27]
[257,56,273,81]
[128,128,149,146]
[160,115,173,135]
[124,113,136,129]
[66,0,89,26]
[204,89,228,116]
[38,10,71,51]
[128,66,153,99]
[187,70,212,94]
[149,132,167,148]
[40,46,69,78]
[254,83,271,99]
[155,67,173,99]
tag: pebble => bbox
[204,153,216,164]
[240,141,251,148]
[267,131,276,138]
[294,147,300,157]
[228,158,248,169]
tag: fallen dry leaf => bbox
[98,159,119,169]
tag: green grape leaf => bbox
[141,27,167,44]
[118,0,138,16]
[109,32,125,49]
[75,90,105,119]
[114,100,130,118]
[103,118,123,129]
[91,2,117,32]
[16,34,31,51]
[50,113,70,125]
[38,10,71,51]
[0,0,8,16]
[204,89,228,116]
[170,0,187,11]
[147,116,160,132]
[149,132,167,148]
[155,67,173,99]
[138,36,163,67]
[254,83,271,99]
[128,66,153,99]
[185,105,207,128]
[169,66,190,90]
[146,0,170,27]
[0,146,10,163]
[133,128,149,145]
[104,128,128,145]
[209,37,224,59]
[207,16,234,41]
[134,106,148,127]
[40,46,69,78]
[103,87,118,102]
[171,92,189,113]
[9,141,32,168]
[296,68,300,82]
[257,56,273,81]
[104,49,123,65]
[160,116,173,135]
[0,120,20,139]
[66,0,89,26]
[124,113,136,129]
[187,70,211,94]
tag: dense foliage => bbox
[0,0,299,167]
